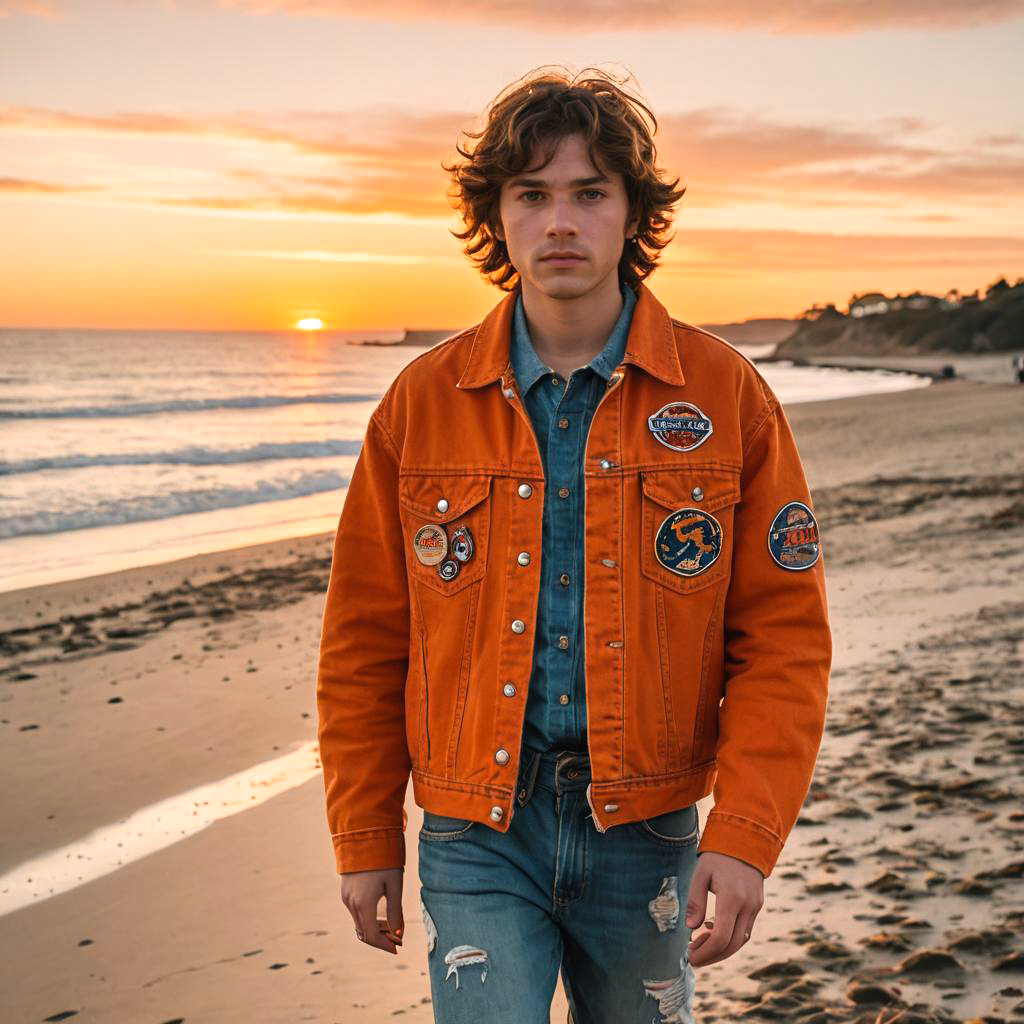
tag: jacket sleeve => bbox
[696,393,832,879]
[316,410,412,874]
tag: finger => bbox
[684,862,710,929]
[382,876,405,944]
[356,900,397,955]
[690,906,753,968]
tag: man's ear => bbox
[625,213,640,240]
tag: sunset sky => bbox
[2,0,1023,330]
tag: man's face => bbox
[495,133,639,300]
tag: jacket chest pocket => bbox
[640,467,741,595]
[398,473,492,595]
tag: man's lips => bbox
[541,253,585,263]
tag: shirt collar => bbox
[510,281,638,395]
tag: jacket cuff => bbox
[332,828,406,874]
[697,811,783,879]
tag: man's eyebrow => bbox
[506,174,612,188]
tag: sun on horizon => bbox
[295,318,324,331]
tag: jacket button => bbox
[518,483,533,498]
[604,803,619,812]
[557,417,569,429]
[557,635,569,649]
[599,459,615,469]
[503,683,516,697]
[559,572,570,586]
[517,551,531,566]
[558,694,569,705]
[436,498,449,513]
[511,619,526,633]
[691,486,704,502]
[495,748,509,764]
[490,806,504,821]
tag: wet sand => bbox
[1,372,1022,1022]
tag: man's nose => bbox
[546,198,578,236]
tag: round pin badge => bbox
[655,507,723,576]
[450,525,474,563]
[767,501,820,570]
[647,402,713,452]
[437,558,460,581]
[413,524,448,566]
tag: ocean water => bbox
[0,327,929,593]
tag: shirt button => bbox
[503,683,516,697]
[490,806,504,821]
[551,375,562,387]
[691,486,704,502]
[557,635,569,650]
[559,573,570,586]
[518,483,533,499]
[436,498,449,513]
[495,748,510,765]
[559,694,569,705]
[511,619,526,634]
[558,487,570,499]
[557,417,569,429]
[517,551,531,566]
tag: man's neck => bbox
[520,274,625,379]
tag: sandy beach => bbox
[2,368,1023,1023]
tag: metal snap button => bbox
[503,683,516,697]
[511,619,526,634]
[490,806,504,821]
[604,803,619,812]
[517,551,531,566]
[436,498,449,513]
[518,483,533,498]
[495,749,510,764]
[691,486,704,502]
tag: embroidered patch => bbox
[767,501,820,570]
[413,524,448,566]
[655,508,723,577]
[647,402,713,452]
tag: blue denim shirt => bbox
[509,280,638,755]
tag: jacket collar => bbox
[455,280,686,390]
[510,280,636,394]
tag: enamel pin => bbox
[450,525,475,563]
[437,558,460,581]
[413,524,448,566]
[767,501,820,570]
[655,507,723,576]
[647,402,713,452]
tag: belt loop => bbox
[516,748,541,807]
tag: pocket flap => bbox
[641,467,740,514]
[399,474,492,522]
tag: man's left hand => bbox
[685,851,764,968]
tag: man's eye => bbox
[521,191,543,201]
[581,189,605,200]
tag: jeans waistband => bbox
[516,747,590,806]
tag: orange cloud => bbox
[3,102,1019,220]
[13,0,1021,33]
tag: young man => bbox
[316,67,831,1023]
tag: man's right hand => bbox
[340,867,405,955]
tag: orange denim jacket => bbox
[316,281,831,879]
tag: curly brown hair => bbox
[442,65,686,292]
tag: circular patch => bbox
[437,558,460,581]
[647,402,713,452]
[655,507,723,577]
[413,524,448,566]
[767,501,820,570]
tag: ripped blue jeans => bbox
[418,747,700,1024]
